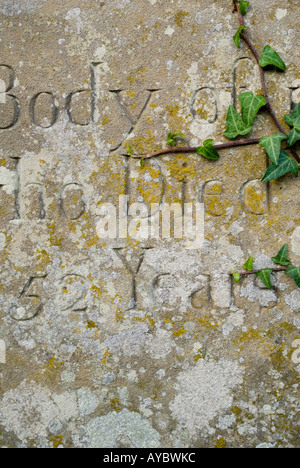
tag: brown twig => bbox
[127,138,260,159]
[239,267,288,276]
[234,1,300,163]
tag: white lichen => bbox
[169,359,244,436]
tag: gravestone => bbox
[0,0,299,448]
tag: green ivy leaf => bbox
[196,139,220,160]
[126,143,134,156]
[288,127,300,147]
[258,133,287,165]
[232,270,241,284]
[272,244,291,266]
[239,92,266,127]
[286,266,300,288]
[239,0,250,16]
[261,151,299,183]
[243,256,253,272]
[256,269,273,289]
[167,132,185,147]
[233,26,247,49]
[259,45,286,71]
[224,105,252,140]
[285,103,300,131]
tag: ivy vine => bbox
[232,244,300,290]
[125,0,300,291]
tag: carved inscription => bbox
[30,92,59,128]
[21,183,45,220]
[60,183,86,220]
[114,247,147,309]
[126,158,165,218]
[1,60,298,326]
[190,275,211,309]
[232,58,260,109]
[0,65,20,129]
[0,62,296,145]
[10,276,46,321]
[1,168,273,222]
[66,90,91,126]
[154,274,180,309]
[58,274,88,312]
[241,179,269,215]
[202,180,227,217]
[191,87,218,123]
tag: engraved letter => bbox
[21,183,45,220]
[0,65,20,129]
[241,179,269,215]
[66,90,92,126]
[202,180,227,217]
[30,92,59,128]
[191,87,218,124]
[60,183,86,219]
[10,276,46,321]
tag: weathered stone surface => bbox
[0,0,299,448]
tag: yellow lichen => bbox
[49,435,63,449]
[47,222,62,248]
[90,284,102,298]
[215,437,226,449]
[173,326,186,337]
[174,11,189,27]
[110,398,121,412]
[101,349,111,364]
[86,320,98,329]
[36,249,51,268]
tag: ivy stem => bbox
[234,1,300,164]
[238,267,288,276]
[128,138,260,160]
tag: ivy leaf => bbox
[233,26,247,49]
[167,132,185,147]
[259,45,286,71]
[239,0,250,16]
[239,92,266,127]
[286,266,300,288]
[126,143,134,156]
[224,105,252,139]
[288,127,300,147]
[243,256,253,272]
[196,139,220,160]
[256,269,273,289]
[272,244,291,266]
[261,151,299,183]
[258,133,287,165]
[285,103,300,131]
[232,270,241,284]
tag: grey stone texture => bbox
[0,0,299,448]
